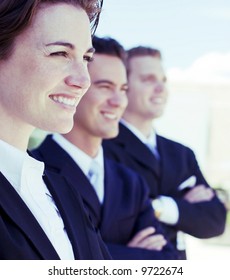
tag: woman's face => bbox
[0,3,94,134]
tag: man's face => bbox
[0,3,93,134]
[126,55,168,121]
[73,53,128,139]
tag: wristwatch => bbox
[152,198,163,219]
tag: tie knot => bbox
[88,160,101,188]
[88,160,99,179]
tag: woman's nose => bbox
[64,62,91,90]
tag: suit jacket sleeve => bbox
[173,149,226,238]
[106,172,178,260]
[104,138,226,239]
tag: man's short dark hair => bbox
[92,36,127,64]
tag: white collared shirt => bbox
[120,119,179,225]
[0,140,74,260]
[52,134,105,203]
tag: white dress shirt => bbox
[120,119,179,225]
[0,140,74,260]
[52,134,105,203]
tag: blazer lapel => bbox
[117,124,161,176]
[156,136,183,193]
[33,136,111,260]
[100,159,121,234]
[61,163,102,227]
[33,136,102,227]
[44,170,100,259]
[0,172,59,260]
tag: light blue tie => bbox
[145,140,160,160]
[88,160,104,203]
[88,160,99,186]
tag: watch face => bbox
[152,199,162,219]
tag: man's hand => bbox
[127,227,166,251]
[184,185,214,203]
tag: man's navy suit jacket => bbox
[103,123,227,258]
[0,167,111,260]
[32,135,178,260]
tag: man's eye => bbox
[50,51,68,57]
[84,55,94,62]
[121,87,128,93]
[99,85,110,89]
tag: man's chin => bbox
[103,129,118,140]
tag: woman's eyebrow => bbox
[45,42,95,54]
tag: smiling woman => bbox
[0,0,103,149]
[0,0,111,260]
[1,4,94,142]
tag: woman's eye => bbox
[50,51,68,57]
[84,55,94,63]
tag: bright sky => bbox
[96,0,230,83]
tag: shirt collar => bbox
[0,139,44,192]
[120,119,157,148]
[52,134,104,176]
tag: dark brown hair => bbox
[0,0,103,59]
[92,36,127,65]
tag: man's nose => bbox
[155,81,165,93]
[109,90,128,108]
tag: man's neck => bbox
[63,132,102,158]
[122,115,154,138]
